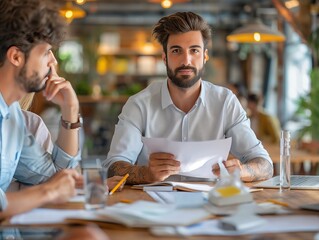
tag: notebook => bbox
[132,181,213,192]
[253,175,319,190]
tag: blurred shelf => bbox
[78,95,129,104]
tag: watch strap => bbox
[60,115,82,129]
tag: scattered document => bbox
[204,202,290,216]
[132,181,213,192]
[92,201,211,227]
[147,191,207,208]
[10,209,93,225]
[11,201,211,228]
[218,204,266,231]
[150,215,319,236]
[142,137,232,178]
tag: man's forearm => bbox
[108,161,153,185]
[241,158,274,182]
[1,185,54,220]
[56,105,80,157]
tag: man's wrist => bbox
[60,114,82,130]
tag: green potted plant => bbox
[295,28,319,152]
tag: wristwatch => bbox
[60,115,82,129]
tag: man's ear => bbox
[204,49,209,63]
[6,46,24,67]
[162,51,166,64]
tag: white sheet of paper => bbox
[150,215,319,236]
[147,191,207,208]
[10,202,211,228]
[142,137,232,178]
[95,201,210,227]
[10,209,94,224]
[68,195,85,202]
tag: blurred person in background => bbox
[226,82,248,110]
[247,93,281,144]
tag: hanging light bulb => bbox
[60,2,86,23]
[161,0,172,8]
[65,10,73,19]
[253,32,261,42]
[148,0,190,9]
[75,0,86,5]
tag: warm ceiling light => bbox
[284,0,299,9]
[148,0,190,9]
[75,0,86,5]
[60,2,86,23]
[161,0,172,8]
[227,19,286,43]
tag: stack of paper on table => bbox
[132,181,213,192]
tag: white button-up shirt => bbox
[104,79,272,170]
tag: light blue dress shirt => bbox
[0,93,81,210]
[104,79,272,170]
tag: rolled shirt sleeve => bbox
[0,189,8,211]
[13,130,81,185]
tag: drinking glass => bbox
[84,169,108,210]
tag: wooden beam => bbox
[272,0,309,44]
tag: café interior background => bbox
[32,0,315,156]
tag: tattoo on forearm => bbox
[243,158,273,182]
[108,161,152,185]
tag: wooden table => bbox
[10,185,318,240]
[107,187,319,240]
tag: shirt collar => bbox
[0,92,10,119]
[161,79,173,109]
[198,81,206,107]
[161,79,206,109]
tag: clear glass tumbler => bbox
[280,130,291,192]
[84,169,108,210]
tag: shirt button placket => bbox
[182,114,188,142]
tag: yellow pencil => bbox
[266,199,290,207]
[109,173,129,195]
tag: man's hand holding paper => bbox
[212,159,244,178]
[149,153,181,182]
[142,137,232,179]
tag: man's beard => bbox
[167,63,204,89]
[16,66,50,93]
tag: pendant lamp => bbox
[227,18,286,43]
[60,2,86,23]
[148,0,190,9]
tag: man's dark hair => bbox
[152,12,212,54]
[247,93,260,105]
[0,0,66,67]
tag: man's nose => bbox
[49,50,58,65]
[180,52,192,66]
